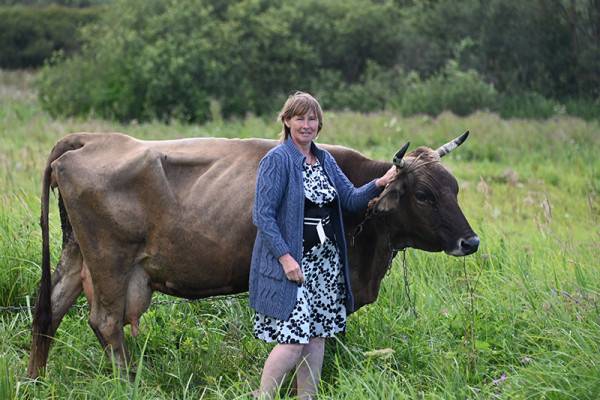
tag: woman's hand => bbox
[279,253,304,284]
[376,165,397,188]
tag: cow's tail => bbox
[28,134,86,378]
[28,161,53,378]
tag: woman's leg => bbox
[296,337,325,400]
[258,343,304,398]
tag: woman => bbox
[249,91,396,399]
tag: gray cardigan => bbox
[248,138,381,320]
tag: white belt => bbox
[304,216,331,244]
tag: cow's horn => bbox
[436,131,469,157]
[393,142,410,168]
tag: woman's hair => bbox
[278,91,323,140]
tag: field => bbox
[1,69,599,399]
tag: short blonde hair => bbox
[278,91,323,140]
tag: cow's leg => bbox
[88,303,129,371]
[28,239,83,378]
[85,248,136,372]
[49,242,84,333]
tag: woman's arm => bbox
[252,152,290,258]
[328,154,388,213]
[253,152,304,283]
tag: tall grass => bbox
[0,69,599,398]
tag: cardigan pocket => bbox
[259,252,284,280]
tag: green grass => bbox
[1,69,599,398]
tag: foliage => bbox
[398,60,497,117]
[0,5,102,69]
[400,0,600,99]
[493,92,562,120]
[38,0,405,122]
[563,97,600,121]
[0,0,108,5]
[37,0,600,122]
[313,62,407,113]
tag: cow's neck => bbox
[347,213,413,309]
[343,157,404,309]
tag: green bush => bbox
[398,60,497,117]
[0,5,102,69]
[38,0,405,122]
[36,0,599,122]
[563,98,600,121]
[401,0,600,101]
[0,0,109,5]
[313,62,407,112]
[39,0,218,121]
[494,92,560,119]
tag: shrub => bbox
[39,0,218,122]
[563,98,600,121]
[493,92,560,119]
[398,60,497,117]
[38,0,405,122]
[313,62,407,112]
[0,5,101,69]
[0,0,108,5]
[36,0,599,122]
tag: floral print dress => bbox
[253,160,347,344]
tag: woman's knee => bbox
[275,343,305,359]
[307,337,325,351]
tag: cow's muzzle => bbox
[446,235,480,256]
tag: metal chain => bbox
[401,249,418,318]
[0,292,249,315]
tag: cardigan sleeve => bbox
[327,153,382,213]
[252,151,291,259]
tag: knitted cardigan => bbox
[248,138,382,320]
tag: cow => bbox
[28,131,479,378]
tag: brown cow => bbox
[28,131,478,378]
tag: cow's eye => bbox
[415,190,434,203]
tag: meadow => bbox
[1,69,599,399]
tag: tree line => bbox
[4,0,599,121]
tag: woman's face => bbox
[285,111,319,148]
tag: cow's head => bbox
[368,131,479,256]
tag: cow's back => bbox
[52,133,278,296]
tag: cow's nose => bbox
[460,235,480,255]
